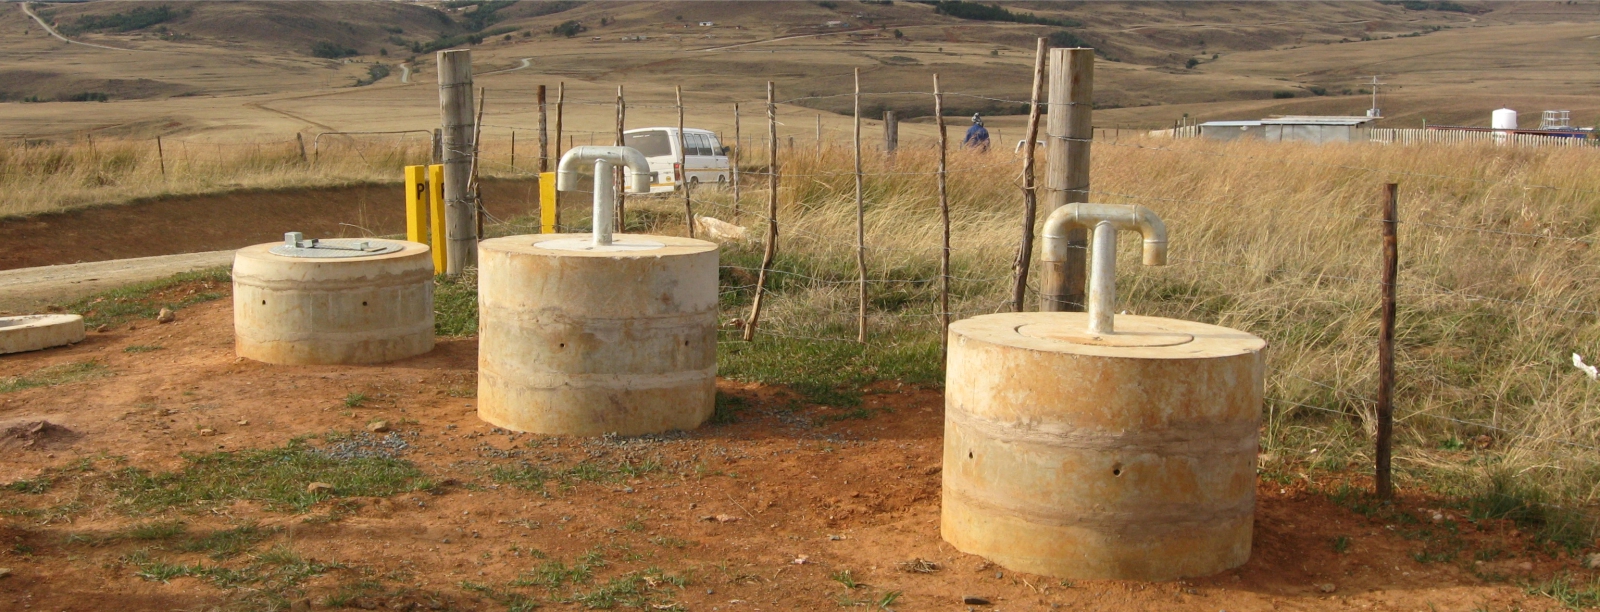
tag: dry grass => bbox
[12,130,1600,526]
[639,137,1600,516]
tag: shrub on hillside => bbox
[60,5,189,35]
[552,20,586,38]
[928,1,1081,27]
[1047,30,1087,48]
[311,41,359,59]
[1272,90,1297,99]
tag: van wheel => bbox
[689,177,700,186]
[717,175,727,186]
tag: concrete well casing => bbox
[943,312,1266,581]
[477,234,718,436]
[232,241,435,365]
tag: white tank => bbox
[234,235,435,365]
[1492,108,1518,131]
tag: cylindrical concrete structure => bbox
[477,233,718,436]
[233,239,434,365]
[943,312,1266,581]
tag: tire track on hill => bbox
[20,3,142,52]
[243,101,335,131]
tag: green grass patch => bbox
[434,273,478,336]
[0,360,108,394]
[109,438,429,513]
[124,520,187,541]
[1526,572,1600,609]
[62,267,230,328]
[1469,472,1594,553]
[122,345,163,354]
[717,332,942,403]
[490,457,662,492]
[709,392,747,425]
[127,544,339,604]
[179,523,278,560]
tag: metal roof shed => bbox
[1200,116,1376,144]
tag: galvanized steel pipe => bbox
[1040,203,1168,329]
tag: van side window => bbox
[687,133,708,156]
[706,135,723,157]
[624,130,672,158]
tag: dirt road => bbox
[0,251,233,313]
[18,2,140,52]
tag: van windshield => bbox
[624,130,673,158]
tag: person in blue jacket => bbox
[962,113,991,151]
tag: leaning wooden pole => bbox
[678,86,694,238]
[854,68,866,343]
[1376,182,1399,499]
[935,74,951,359]
[1012,37,1047,312]
[156,136,166,179]
[436,49,476,274]
[744,82,779,342]
[1040,47,1093,311]
[732,103,741,222]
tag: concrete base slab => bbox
[0,314,86,355]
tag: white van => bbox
[621,127,731,193]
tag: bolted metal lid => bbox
[269,232,404,258]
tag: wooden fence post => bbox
[615,85,625,231]
[743,81,779,342]
[1013,38,1047,312]
[883,110,898,155]
[554,82,565,164]
[510,130,516,171]
[156,136,166,179]
[732,102,741,222]
[854,68,866,343]
[817,113,823,155]
[678,85,693,237]
[469,87,487,240]
[436,49,476,274]
[935,74,950,361]
[1377,182,1399,499]
[1040,47,1093,312]
[537,84,548,173]
[431,129,441,165]
[295,133,307,164]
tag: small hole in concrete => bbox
[559,343,565,348]
[261,300,266,305]
[1112,463,1124,477]
[362,301,368,306]
[684,340,690,346]
[968,451,974,459]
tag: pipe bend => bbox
[555,146,652,194]
[1041,203,1167,266]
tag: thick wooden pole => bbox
[935,74,950,360]
[436,49,476,274]
[1040,47,1093,311]
[678,86,694,238]
[615,85,625,231]
[1013,38,1047,312]
[883,110,898,155]
[854,68,866,343]
[732,103,741,223]
[536,84,548,173]
[743,81,778,342]
[1376,182,1398,499]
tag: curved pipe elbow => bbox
[1041,203,1168,266]
[555,146,652,194]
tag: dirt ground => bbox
[0,289,1586,611]
[0,179,539,271]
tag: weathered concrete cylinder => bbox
[943,312,1266,581]
[477,234,718,436]
[233,240,434,365]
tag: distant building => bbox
[825,20,846,27]
[699,21,715,27]
[1199,115,1377,144]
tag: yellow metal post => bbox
[540,172,557,234]
[405,165,428,244]
[427,164,447,274]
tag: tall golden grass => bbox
[651,138,1600,511]
[9,131,1600,513]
